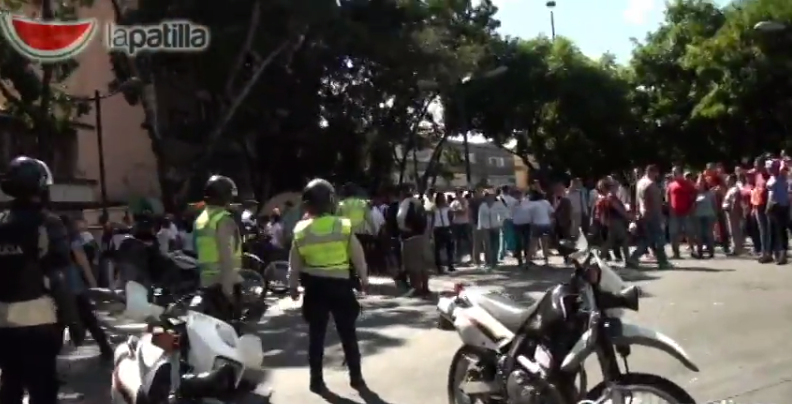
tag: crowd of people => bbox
[349,153,792,297]
[591,157,791,268]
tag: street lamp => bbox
[546,1,557,39]
[417,66,509,186]
[754,21,788,33]
[64,77,143,216]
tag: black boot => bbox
[309,370,326,394]
[348,365,366,390]
[350,374,367,391]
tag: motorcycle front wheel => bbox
[447,345,499,404]
[584,372,696,404]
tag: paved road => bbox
[57,254,792,403]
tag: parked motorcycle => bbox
[152,251,270,322]
[436,236,699,404]
[242,231,289,296]
[111,281,267,404]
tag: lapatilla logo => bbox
[0,13,209,62]
[105,20,210,55]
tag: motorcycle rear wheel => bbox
[584,372,696,404]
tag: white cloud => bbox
[623,0,655,25]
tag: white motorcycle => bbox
[436,236,699,404]
[111,281,267,404]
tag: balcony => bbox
[0,181,96,203]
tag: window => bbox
[488,157,505,167]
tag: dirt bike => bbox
[437,235,698,404]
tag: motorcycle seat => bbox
[475,293,539,331]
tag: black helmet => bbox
[341,182,358,198]
[302,178,336,215]
[131,211,157,240]
[1,156,53,198]
[204,175,238,206]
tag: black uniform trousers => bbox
[301,273,361,380]
[0,323,62,404]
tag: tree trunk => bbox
[419,132,450,192]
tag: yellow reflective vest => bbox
[293,216,352,278]
[337,198,367,232]
[194,207,242,280]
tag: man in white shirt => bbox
[430,195,455,272]
[527,191,555,266]
[477,191,508,268]
[370,205,385,234]
[566,178,589,238]
[511,192,532,267]
[498,187,518,261]
[449,190,471,263]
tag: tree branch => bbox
[175,34,304,200]
[224,0,262,98]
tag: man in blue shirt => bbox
[766,160,789,264]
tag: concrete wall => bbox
[66,1,161,201]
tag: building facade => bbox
[395,139,517,189]
[0,0,161,204]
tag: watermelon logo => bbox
[0,14,97,62]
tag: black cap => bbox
[204,175,238,206]
[303,178,336,215]
[1,156,53,198]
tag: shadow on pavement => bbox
[657,266,734,273]
[254,295,442,369]
[433,265,661,303]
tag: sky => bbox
[491,0,732,63]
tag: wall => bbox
[65,1,161,201]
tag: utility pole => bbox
[37,0,55,164]
[546,1,557,39]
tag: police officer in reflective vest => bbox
[289,178,369,394]
[0,156,82,404]
[194,175,243,321]
[337,182,375,236]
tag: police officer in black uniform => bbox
[288,179,369,394]
[0,156,81,404]
[115,211,180,290]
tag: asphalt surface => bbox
[55,252,792,403]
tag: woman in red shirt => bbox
[742,175,761,255]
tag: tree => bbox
[0,0,93,166]
[110,0,499,203]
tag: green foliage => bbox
[0,0,94,161]
[111,0,792,200]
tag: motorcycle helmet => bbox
[1,156,53,199]
[204,175,238,206]
[302,178,336,215]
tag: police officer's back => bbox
[115,212,176,288]
[288,178,369,394]
[0,156,79,404]
[194,175,243,321]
